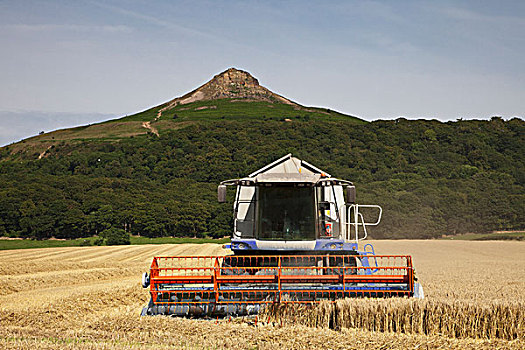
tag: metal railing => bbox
[346,204,382,242]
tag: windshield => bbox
[256,186,316,240]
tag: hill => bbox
[0,69,523,240]
[3,68,362,160]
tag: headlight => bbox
[232,243,248,249]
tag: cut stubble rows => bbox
[0,241,524,349]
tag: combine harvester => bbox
[141,154,424,317]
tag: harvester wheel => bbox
[141,272,150,288]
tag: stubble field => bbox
[0,241,524,349]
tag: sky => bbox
[0,0,524,146]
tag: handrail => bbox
[348,204,382,226]
[346,204,382,243]
[358,212,367,240]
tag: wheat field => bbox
[0,241,524,349]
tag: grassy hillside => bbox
[3,99,362,160]
[121,99,361,122]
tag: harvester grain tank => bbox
[141,154,424,316]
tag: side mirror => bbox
[218,185,227,203]
[346,186,356,204]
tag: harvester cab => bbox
[218,154,381,254]
[141,154,424,317]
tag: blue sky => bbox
[0,0,524,145]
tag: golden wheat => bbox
[0,241,524,349]
[261,298,525,340]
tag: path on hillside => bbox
[37,145,52,160]
[141,121,159,137]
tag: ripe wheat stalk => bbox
[261,298,525,340]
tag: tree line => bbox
[0,117,523,239]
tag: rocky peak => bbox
[209,67,261,91]
[160,68,296,113]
